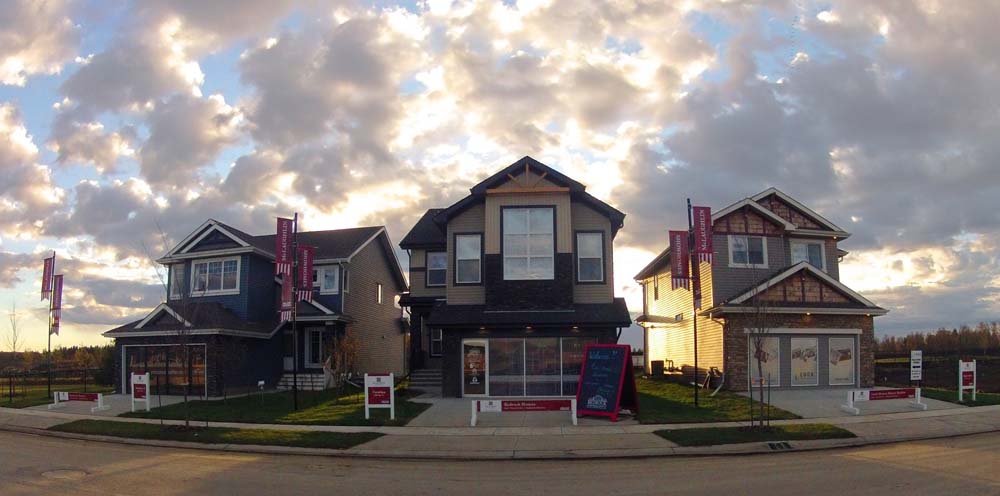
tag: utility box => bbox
[651,360,665,377]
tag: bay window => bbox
[455,234,482,284]
[729,235,767,268]
[576,232,604,282]
[191,257,239,295]
[503,207,554,280]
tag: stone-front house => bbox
[634,188,887,390]
[103,220,407,397]
[399,156,632,397]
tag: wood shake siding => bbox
[485,192,572,254]
[447,203,485,304]
[408,249,445,298]
[571,201,614,304]
[344,239,406,376]
[641,261,723,378]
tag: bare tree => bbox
[744,268,775,430]
[6,299,21,353]
[330,328,361,401]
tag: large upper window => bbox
[312,265,341,293]
[503,207,554,280]
[426,251,447,286]
[169,264,184,300]
[576,232,605,282]
[455,234,482,284]
[790,240,826,271]
[191,257,239,295]
[729,235,767,268]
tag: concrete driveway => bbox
[741,387,963,418]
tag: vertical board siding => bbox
[343,238,406,376]
[446,203,486,304]
[571,201,614,304]
[484,193,572,254]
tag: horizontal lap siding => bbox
[344,240,406,376]
[571,202,614,304]
[710,234,786,305]
[409,249,446,298]
[447,203,486,304]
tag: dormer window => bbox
[191,257,240,295]
[728,235,767,269]
[791,240,826,271]
[502,207,554,280]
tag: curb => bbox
[2,422,998,461]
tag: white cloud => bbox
[0,0,79,86]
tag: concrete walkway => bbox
[1,403,998,459]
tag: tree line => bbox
[875,322,1000,356]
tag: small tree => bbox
[6,299,22,354]
[745,275,775,430]
[331,329,361,400]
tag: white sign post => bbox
[131,373,150,412]
[959,360,977,402]
[364,373,394,420]
[910,350,922,382]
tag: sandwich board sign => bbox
[576,344,638,422]
[910,350,922,382]
[131,373,150,412]
[364,373,394,420]
[959,360,976,402]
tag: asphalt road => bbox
[2,430,999,495]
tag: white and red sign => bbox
[41,253,55,300]
[49,391,110,413]
[959,360,977,402]
[275,217,294,276]
[692,206,713,263]
[364,373,395,420]
[841,388,926,415]
[132,373,150,412]
[471,399,578,426]
[669,230,690,290]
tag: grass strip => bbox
[121,387,430,426]
[4,385,113,409]
[50,419,382,450]
[655,423,855,447]
[637,377,800,424]
[918,388,1000,407]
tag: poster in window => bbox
[791,337,819,386]
[749,336,780,386]
[828,337,855,385]
[463,342,486,395]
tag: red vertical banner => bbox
[692,206,713,263]
[297,245,315,302]
[50,274,63,335]
[275,217,293,276]
[280,279,293,322]
[669,230,690,290]
[41,253,55,301]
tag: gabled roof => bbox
[634,246,670,281]
[470,156,586,194]
[254,226,383,261]
[712,198,797,231]
[752,187,846,233]
[103,302,276,338]
[399,209,446,249]
[718,262,886,314]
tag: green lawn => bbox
[3,384,113,409]
[50,420,381,450]
[637,377,799,424]
[656,423,855,447]
[121,387,431,426]
[919,388,1000,407]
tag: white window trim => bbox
[189,256,241,297]
[426,251,447,287]
[502,207,555,281]
[455,234,482,284]
[314,265,341,295]
[728,235,769,269]
[790,239,827,271]
[169,264,184,300]
[576,232,605,283]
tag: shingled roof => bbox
[399,209,446,249]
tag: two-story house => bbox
[399,157,632,398]
[634,188,887,390]
[103,220,407,397]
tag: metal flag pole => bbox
[292,212,299,411]
[687,199,699,407]
[47,251,55,398]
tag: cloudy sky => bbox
[1,0,998,351]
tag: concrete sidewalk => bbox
[1,404,998,459]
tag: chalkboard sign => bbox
[576,344,638,422]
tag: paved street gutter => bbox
[655,423,855,447]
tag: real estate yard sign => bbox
[364,373,394,420]
[910,350,923,382]
[576,344,638,422]
[959,360,976,402]
[131,373,150,412]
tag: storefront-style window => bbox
[488,339,525,396]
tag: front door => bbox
[305,328,325,369]
[462,340,488,396]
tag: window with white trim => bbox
[312,265,341,293]
[728,235,767,268]
[426,251,446,286]
[576,232,604,282]
[430,328,442,356]
[790,240,826,271]
[455,234,482,284]
[169,264,184,300]
[191,257,239,295]
[503,207,554,280]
